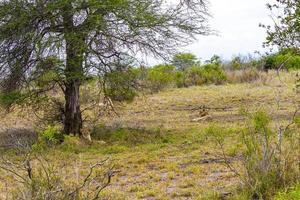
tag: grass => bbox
[274,185,300,200]
[0,71,299,199]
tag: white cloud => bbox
[182,0,274,61]
[144,0,276,65]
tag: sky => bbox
[178,0,275,62]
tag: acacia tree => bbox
[172,53,199,71]
[263,0,300,49]
[0,0,211,136]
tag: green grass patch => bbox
[274,185,300,200]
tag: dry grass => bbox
[102,71,298,130]
[226,69,268,84]
[0,70,299,199]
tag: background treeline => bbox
[103,48,300,102]
[2,49,299,108]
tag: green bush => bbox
[184,64,227,86]
[263,50,300,70]
[105,69,138,102]
[240,110,300,199]
[174,71,186,88]
[39,125,64,146]
[223,55,264,70]
[201,64,227,84]
[146,64,176,92]
[230,56,243,70]
[141,63,227,90]
[0,91,24,109]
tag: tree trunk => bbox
[64,79,82,135]
[63,34,85,135]
[61,3,86,135]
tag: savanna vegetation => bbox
[1,0,300,199]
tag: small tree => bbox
[230,56,243,70]
[206,54,222,66]
[0,0,211,136]
[172,53,200,71]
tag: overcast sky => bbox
[178,0,274,62]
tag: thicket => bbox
[263,49,300,71]
[128,53,266,95]
[2,51,300,106]
[85,51,300,102]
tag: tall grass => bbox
[207,110,300,199]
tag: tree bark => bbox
[64,78,82,135]
[63,34,85,135]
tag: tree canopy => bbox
[0,0,211,135]
[172,53,200,71]
[263,0,300,50]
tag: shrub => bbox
[104,69,138,102]
[207,54,222,66]
[140,62,227,91]
[200,64,227,84]
[174,71,186,88]
[146,64,176,92]
[230,56,243,70]
[184,64,227,86]
[209,110,300,199]
[223,55,264,70]
[241,110,300,199]
[263,50,300,70]
[39,125,64,146]
[183,65,204,86]
[0,153,114,200]
[0,91,24,109]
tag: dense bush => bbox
[174,71,186,88]
[184,64,227,86]
[145,64,176,92]
[230,56,243,70]
[104,69,138,102]
[39,125,64,146]
[199,64,227,84]
[137,63,227,91]
[183,65,205,86]
[263,50,300,70]
[86,51,300,99]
